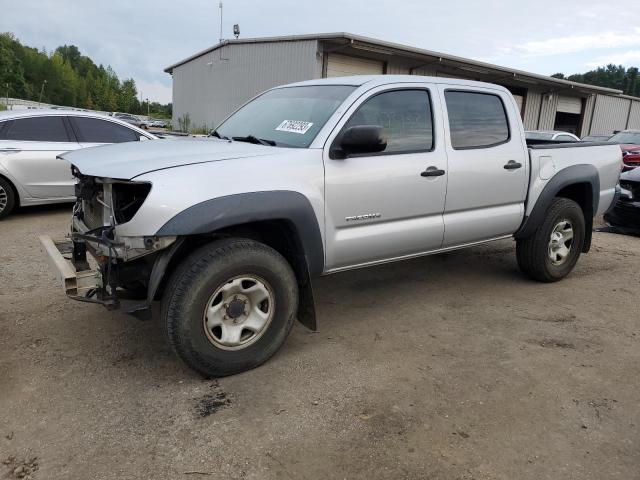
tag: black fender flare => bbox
[155,191,324,331]
[515,164,599,253]
[156,190,325,275]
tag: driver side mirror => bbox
[332,125,387,159]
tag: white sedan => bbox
[525,130,580,142]
[0,110,156,219]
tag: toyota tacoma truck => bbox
[40,75,622,377]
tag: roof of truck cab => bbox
[278,75,510,91]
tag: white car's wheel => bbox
[0,177,16,220]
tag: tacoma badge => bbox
[345,213,382,222]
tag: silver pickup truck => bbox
[41,75,622,377]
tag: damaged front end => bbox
[40,166,178,317]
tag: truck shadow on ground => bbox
[312,241,524,328]
[94,239,526,379]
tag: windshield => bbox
[214,85,356,148]
[609,131,640,145]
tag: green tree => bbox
[118,78,138,112]
[556,64,640,96]
[0,33,30,99]
[0,32,172,114]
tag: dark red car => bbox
[608,130,640,171]
[622,149,640,171]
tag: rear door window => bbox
[71,117,140,143]
[445,91,510,149]
[4,116,71,142]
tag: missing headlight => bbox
[112,182,152,224]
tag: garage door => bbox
[557,95,583,114]
[326,53,384,77]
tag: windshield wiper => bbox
[232,135,276,146]
[210,130,231,141]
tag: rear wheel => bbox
[516,197,585,282]
[162,238,298,377]
[0,177,16,220]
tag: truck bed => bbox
[526,139,613,148]
[525,141,621,218]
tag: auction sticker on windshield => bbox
[276,120,314,134]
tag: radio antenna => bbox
[217,2,228,61]
[218,2,223,44]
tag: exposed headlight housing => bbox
[111,182,152,225]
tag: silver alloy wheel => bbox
[203,275,275,351]
[0,185,7,212]
[548,219,574,265]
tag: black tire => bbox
[162,238,299,377]
[516,197,585,282]
[0,177,16,220]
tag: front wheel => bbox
[516,198,585,282]
[162,238,299,377]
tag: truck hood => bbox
[60,138,282,179]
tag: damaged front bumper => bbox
[40,235,119,309]
[41,218,180,317]
[39,236,103,297]
[41,171,181,317]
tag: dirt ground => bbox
[1,204,639,480]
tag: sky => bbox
[3,0,640,104]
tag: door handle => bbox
[0,148,21,154]
[421,166,446,177]
[504,160,522,170]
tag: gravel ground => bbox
[1,204,639,480]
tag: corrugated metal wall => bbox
[523,90,542,130]
[537,94,559,130]
[385,61,410,75]
[171,40,320,130]
[589,94,631,134]
[410,66,437,76]
[170,40,640,136]
[627,101,640,129]
[579,95,596,137]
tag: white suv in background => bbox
[0,110,156,219]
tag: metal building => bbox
[165,32,640,136]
